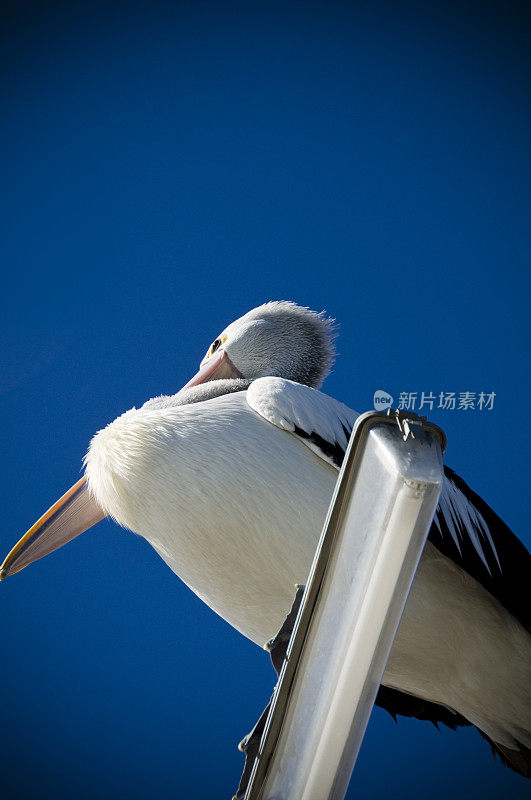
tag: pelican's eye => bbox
[207,333,227,359]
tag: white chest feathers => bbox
[84,392,337,643]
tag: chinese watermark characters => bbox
[372,389,496,412]
[396,391,496,411]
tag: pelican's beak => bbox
[180,349,243,390]
[1,476,105,580]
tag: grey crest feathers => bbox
[220,301,337,389]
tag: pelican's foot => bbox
[264,583,305,676]
[234,583,305,799]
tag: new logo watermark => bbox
[373,390,496,412]
[373,390,394,410]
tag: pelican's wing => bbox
[246,376,358,468]
[247,376,531,769]
[248,376,531,636]
[432,467,531,634]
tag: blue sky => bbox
[1,2,530,798]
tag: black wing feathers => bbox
[431,467,531,635]
[292,424,350,468]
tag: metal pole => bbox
[244,411,446,800]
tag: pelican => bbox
[2,301,530,778]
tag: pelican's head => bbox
[182,301,337,391]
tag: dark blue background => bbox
[1,2,530,798]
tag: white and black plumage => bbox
[2,301,530,778]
